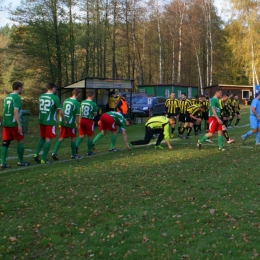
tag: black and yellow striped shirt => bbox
[179,99,191,114]
[191,99,201,105]
[231,99,240,113]
[187,104,201,117]
[165,98,180,114]
[200,99,209,112]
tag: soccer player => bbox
[241,92,260,144]
[197,88,225,151]
[75,91,98,156]
[200,95,209,131]
[178,93,191,138]
[1,82,30,168]
[130,116,174,150]
[165,92,180,137]
[227,92,234,127]
[219,95,234,144]
[231,94,241,127]
[180,104,207,138]
[92,111,132,151]
[34,83,65,164]
[51,88,81,160]
[191,95,201,105]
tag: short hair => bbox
[126,118,133,126]
[215,87,222,93]
[87,91,95,97]
[222,94,228,98]
[47,82,57,90]
[200,95,205,98]
[72,88,80,96]
[181,93,186,96]
[12,82,23,90]
[194,95,199,99]
[200,105,208,110]
[169,116,176,121]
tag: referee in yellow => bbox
[130,116,175,150]
[165,92,180,138]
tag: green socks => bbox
[218,136,223,149]
[53,140,62,154]
[93,133,104,144]
[76,137,84,149]
[35,138,45,155]
[42,142,51,161]
[109,135,117,149]
[1,145,8,165]
[87,139,93,153]
[199,135,208,143]
[17,143,24,164]
[71,141,76,155]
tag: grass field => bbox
[1,106,260,259]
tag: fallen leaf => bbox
[9,237,18,242]
[209,209,215,215]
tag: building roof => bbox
[138,83,198,88]
[203,84,253,89]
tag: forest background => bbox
[0,0,259,100]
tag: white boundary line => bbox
[0,123,255,174]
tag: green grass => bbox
[1,106,260,259]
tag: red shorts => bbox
[60,126,77,138]
[79,118,94,136]
[99,114,117,132]
[208,117,222,134]
[40,124,56,139]
[2,126,24,141]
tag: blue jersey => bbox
[250,98,260,116]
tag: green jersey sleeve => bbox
[107,111,126,129]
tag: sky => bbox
[0,0,227,27]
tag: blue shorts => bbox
[250,115,260,129]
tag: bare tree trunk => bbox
[171,33,175,83]
[157,14,162,83]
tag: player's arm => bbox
[121,129,130,149]
[212,106,222,124]
[14,108,22,134]
[251,107,260,121]
[163,124,172,150]
[58,109,66,124]
[190,112,201,121]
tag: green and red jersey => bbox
[106,111,126,129]
[38,93,61,126]
[208,97,221,117]
[2,93,22,127]
[80,99,98,120]
[60,97,80,128]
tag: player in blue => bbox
[241,92,260,144]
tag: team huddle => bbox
[0,82,253,168]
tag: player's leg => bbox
[241,116,257,143]
[34,124,46,163]
[131,127,154,145]
[93,130,105,145]
[234,113,241,126]
[228,113,235,127]
[52,126,66,160]
[17,139,30,166]
[155,129,164,148]
[76,119,86,152]
[197,118,215,149]
[217,129,224,151]
[41,126,56,164]
[86,120,95,155]
[255,125,260,144]
[1,127,11,167]
[186,122,193,138]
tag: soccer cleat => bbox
[241,135,245,144]
[17,161,30,167]
[178,134,183,139]
[185,136,190,139]
[195,132,198,136]
[154,145,164,150]
[51,153,59,160]
[71,154,82,159]
[128,143,133,150]
[87,152,95,156]
[205,139,213,143]
[1,164,11,168]
[227,138,234,144]
[109,148,118,152]
[233,125,238,128]
[218,148,226,151]
[40,159,52,164]
[197,141,202,150]
[33,154,41,164]
[228,126,233,128]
